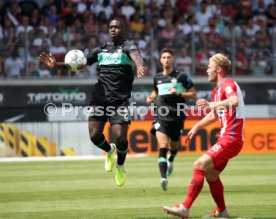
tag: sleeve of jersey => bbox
[153,76,158,92]
[181,74,194,90]
[123,41,139,54]
[223,81,237,98]
[86,47,100,65]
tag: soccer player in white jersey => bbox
[163,53,245,219]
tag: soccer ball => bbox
[64,49,87,72]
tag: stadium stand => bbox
[0,0,275,78]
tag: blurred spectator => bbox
[92,0,113,20]
[33,28,51,48]
[177,14,201,36]
[16,15,34,37]
[249,50,270,76]
[245,18,260,37]
[235,49,249,75]
[158,8,175,27]
[253,0,267,17]
[144,0,160,19]
[265,3,276,32]
[29,8,40,27]
[38,62,51,77]
[175,48,192,75]
[27,45,39,69]
[28,61,39,77]
[83,12,98,36]
[121,0,135,20]
[175,0,190,14]
[4,50,24,78]
[195,47,209,76]
[129,10,144,33]
[234,3,253,25]
[49,35,66,60]
[47,4,61,25]
[195,0,213,28]
[18,0,39,16]
[1,0,275,78]
[3,1,21,27]
[222,19,242,39]
[160,21,177,40]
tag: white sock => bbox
[108,144,115,154]
[117,164,124,168]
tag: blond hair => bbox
[210,53,231,74]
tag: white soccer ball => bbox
[64,49,87,72]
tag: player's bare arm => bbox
[185,110,217,145]
[146,90,158,104]
[130,51,144,78]
[39,52,67,70]
[196,95,238,109]
[169,87,197,100]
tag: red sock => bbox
[182,169,205,209]
[207,177,226,212]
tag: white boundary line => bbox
[0,154,148,162]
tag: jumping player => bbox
[146,48,196,191]
[163,53,245,218]
[39,18,144,187]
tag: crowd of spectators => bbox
[0,0,275,78]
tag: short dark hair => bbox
[110,18,128,31]
[160,48,174,56]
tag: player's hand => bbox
[136,66,145,78]
[146,96,154,104]
[39,52,56,68]
[196,98,210,107]
[185,126,198,146]
[168,87,177,95]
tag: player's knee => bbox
[90,133,104,145]
[206,174,219,182]
[193,159,206,170]
[115,136,128,147]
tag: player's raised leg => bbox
[88,120,115,172]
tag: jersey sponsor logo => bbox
[171,78,177,84]
[98,52,134,66]
[157,82,186,95]
[225,86,233,94]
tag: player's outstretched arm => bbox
[196,95,238,109]
[130,51,144,78]
[39,52,67,70]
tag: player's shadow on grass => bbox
[138,217,276,219]
[137,217,200,219]
[219,216,276,219]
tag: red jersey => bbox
[212,78,245,142]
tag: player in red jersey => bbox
[163,53,245,219]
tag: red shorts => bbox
[206,138,243,172]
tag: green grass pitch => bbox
[0,154,276,219]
